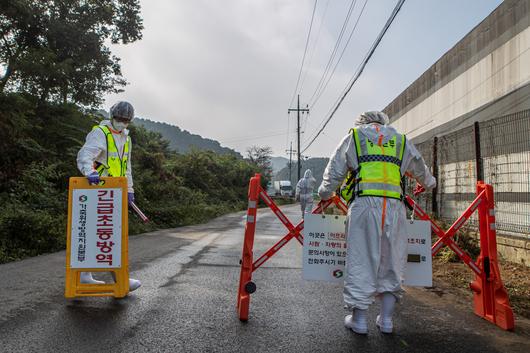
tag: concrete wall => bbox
[387,0,530,142]
[383,0,530,265]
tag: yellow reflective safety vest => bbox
[92,125,130,177]
[340,128,406,203]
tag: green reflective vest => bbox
[340,128,406,203]
[93,125,130,177]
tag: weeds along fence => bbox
[409,109,530,238]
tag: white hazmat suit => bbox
[295,169,317,216]
[76,116,141,292]
[77,120,134,193]
[318,112,436,313]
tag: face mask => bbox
[112,120,129,132]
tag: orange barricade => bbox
[237,174,515,331]
[406,181,514,330]
[236,173,347,321]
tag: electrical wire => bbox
[302,0,406,153]
[307,0,357,106]
[299,0,331,96]
[288,0,319,109]
[310,0,369,109]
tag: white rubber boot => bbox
[80,272,104,285]
[110,272,141,292]
[129,278,142,292]
[344,308,368,335]
[376,292,396,334]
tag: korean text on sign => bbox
[70,188,122,268]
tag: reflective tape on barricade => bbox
[65,177,129,298]
[237,174,347,321]
[406,182,515,331]
[237,177,514,330]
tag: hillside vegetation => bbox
[135,118,241,156]
[0,1,271,263]
[0,93,263,263]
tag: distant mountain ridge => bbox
[135,118,241,157]
[270,156,288,174]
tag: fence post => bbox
[432,136,438,217]
[474,121,484,182]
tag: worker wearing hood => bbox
[318,111,436,334]
[76,101,141,293]
[295,169,317,217]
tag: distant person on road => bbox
[76,101,141,292]
[318,111,435,334]
[295,169,317,217]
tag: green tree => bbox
[0,0,143,105]
[0,94,261,263]
[246,145,273,186]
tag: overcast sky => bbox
[103,0,503,158]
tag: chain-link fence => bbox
[413,109,530,238]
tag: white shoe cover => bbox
[344,311,368,335]
[376,315,393,334]
[80,272,105,285]
[129,278,142,292]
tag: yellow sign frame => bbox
[65,177,129,298]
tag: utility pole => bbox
[288,94,309,182]
[285,141,297,183]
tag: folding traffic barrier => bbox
[405,181,514,331]
[237,174,514,330]
[65,177,130,298]
[236,173,347,321]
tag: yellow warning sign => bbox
[65,177,129,298]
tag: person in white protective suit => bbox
[76,101,141,292]
[295,169,317,217]
[318,111,436,334]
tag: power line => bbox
[288,95,309,181]
[299,0,331,96]
[288,0,318,108]
[302,0,406,153]
[310,0,369,109]
[302,110,310,135]
[307,0,357,106]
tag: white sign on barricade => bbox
[403,220,432,287]
[302,214,432,286]
[70,188,123,268]
[302,214,348,283]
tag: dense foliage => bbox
[0,93,262,263]
[0,0,143,105]
[0,1,271,264]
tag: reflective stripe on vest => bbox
[93,125,130,177]
[353,128,406,200]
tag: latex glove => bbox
[413,183,426,196]
[87,171,100,185]
[128,192,135,206]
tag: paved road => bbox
[1,204,529,353]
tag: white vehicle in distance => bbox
[274,180,293,197]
